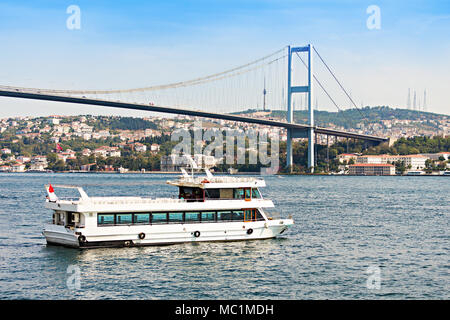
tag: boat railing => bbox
[265,211,292,220]
[169,176,265,184]
[89,198,187,205]
[57,197,81,201]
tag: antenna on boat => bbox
[205,168,214,180]
[180,168,189,178]
[184,154,198,177]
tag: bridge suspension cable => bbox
[0,47,287,95]
[294,52,354,127]
[312,46,369,122]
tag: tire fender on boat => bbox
[193,231,201,238]
[247,228,253,235]
[138,232,145,240]
[78,235,86,243]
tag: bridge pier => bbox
[286,44,314,172]
[286,128,293,169]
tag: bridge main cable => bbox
[0,47,287,95]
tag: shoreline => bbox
[0,171,448,176]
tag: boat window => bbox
[185,212,200,223]
[251,188,261,199]
[179,187,193,200]
[193,188,204,201]
[133,213,150,224]
[255,210,265,221]
[205,188,220,199]
[233,188,245,199]
[244,209,266,221]
[151,213,168,224]
[201,211,215,222]
[180,187,204,201]
[168,212,184,223]
[232,210,245,221]
[116,213,132,224]
[220,188,233,199]
[244,188,251,200]
[98,214,115,225]
[217,211,233,221]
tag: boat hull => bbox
[43,219,293,249]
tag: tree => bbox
[394,160,406,174]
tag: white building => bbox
[150,143,160,152]
[29,162,46,171]
[134,143,147,153]
[10,163,26,172]
[399,155,428,170]
[356,154,428,170]
[17,156,31,163]
[356,155,385,164]
[349,164,395,176]
[337,153,358,164]
[47,118,60,125]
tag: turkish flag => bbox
[49,184,54,193]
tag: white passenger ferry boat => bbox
[42,169,294,248]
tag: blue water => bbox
[0,173,448,299]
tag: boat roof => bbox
[166,175,266,189]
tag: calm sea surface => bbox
[0,173,448,299]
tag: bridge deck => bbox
[0,89,387,142]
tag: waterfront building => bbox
[349,163,395,176]
[419,152,450,161]
[161,154,218,172]
[10,163,26,172]
[398,155,428,170]
[356,154,428,170]
[356,155,386,164]
[337,153,359,164]
[29,162,46,171]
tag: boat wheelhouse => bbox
[42,169,294,248]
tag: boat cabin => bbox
[52,210,84,229]
[178,186,262,202]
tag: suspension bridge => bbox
[0,44,388,172]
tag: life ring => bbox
[201,179,210,184]
[193,231,201,238]
[246,228,253,235]
[124,240,132,247]
[138,232,146,240]
[78,235,86,243]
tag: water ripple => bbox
[0,173,448,299]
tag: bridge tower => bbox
[286,44,314,172]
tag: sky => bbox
[0,0,449,118]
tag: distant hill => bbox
[92,116,158,131]
[235,106,448,129]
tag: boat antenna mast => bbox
[184,154,198,177]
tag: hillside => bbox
[237,106,448,130]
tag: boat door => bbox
[244,209,255,222]
[244,188,251,201]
